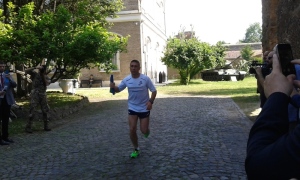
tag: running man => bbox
[110,59,157,158]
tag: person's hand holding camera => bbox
[254,66,262,76]
[264,54,294,98]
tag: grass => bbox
[9,76,259,136]
[15,91,83,108]
[10,92,83,135]
[154,77,260,121]
[75,76,260,121]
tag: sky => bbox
[165,0,262,45]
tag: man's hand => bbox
[146,101,152,110]
[264,54,294,98]
[110,82,115,88]
[255,66,265,88]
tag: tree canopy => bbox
[0,1,128,96]
[240,45,254,61]
[162,34,226,85]
[212,41,227,68]
[240,22,262,43]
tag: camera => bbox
[249,60,268,75]
[274,43,295,76]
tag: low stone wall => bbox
[11,93,90,121]
[48,95,89,120]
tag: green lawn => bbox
[155,77,260,121]
[11,92,83,135]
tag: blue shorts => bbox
[128,110,150,118]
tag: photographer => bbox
[245,54,300,179]
[254,51,273,108]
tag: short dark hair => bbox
[130,59,140,65]
[0,61,6,65]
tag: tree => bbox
[238,45,255,73]
[217,40,227,45]
[0,3,42,96]
[0,1,128,97]
[1,0,123,21]
[211,41,227,68]
[162,36,214,85]
[240,22,262,43]
[240,45,254,61]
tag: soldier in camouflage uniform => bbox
[25,65,51,133]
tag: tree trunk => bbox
[15,64,29,98]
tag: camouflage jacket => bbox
[29,70,50,93]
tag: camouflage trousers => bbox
[26,91,50,129]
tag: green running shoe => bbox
[144,130,150,138]
[130,150,140,158]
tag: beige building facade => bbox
[79,0,168,87]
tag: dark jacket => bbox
[0,73,17,105]
[245,92,300,179]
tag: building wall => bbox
[80,21,141,84]
[167,67,180,79]
[79,0,167,86]
[122,0,139,11]
[224,43,262,60]
[140,17,168,83]
[224,43,262,52]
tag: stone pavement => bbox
[0,94,253,180]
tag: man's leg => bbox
[26,111,34,133]
[41,95,51,131]
[26,95,38,133]
[128,114,138,149]
[1,99,10,141]
[0,101,9,145]
[43,113,51,131]
[140,116,150,137]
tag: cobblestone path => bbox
[0,95,253,180]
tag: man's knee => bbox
[129,126,137,133]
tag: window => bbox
[99,32,122,72]
[111,51,120,71]
[99,51,120,72]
